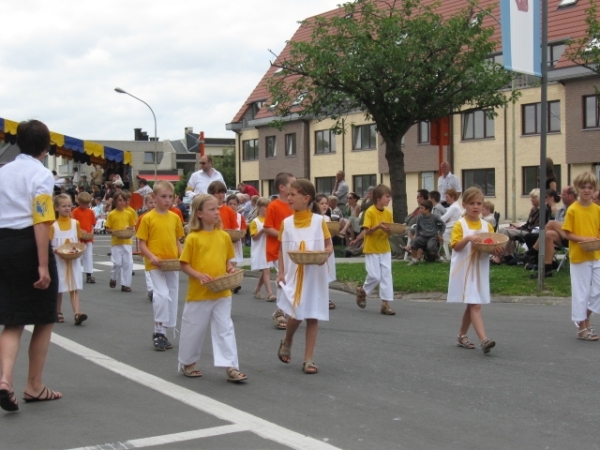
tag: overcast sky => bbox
[0,0,341,144]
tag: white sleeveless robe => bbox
[233,213,244,264]
[277,213,330,321]
[323,215,336,282]
[447,218,490,304]
[250,217,269,271]
[51,219,83,293]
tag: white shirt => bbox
[0,154,55,229]
[187,168,225,196]
[135,185,153,197]
[437,172,462,196]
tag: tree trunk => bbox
[384,135,408,223]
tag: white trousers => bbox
[363,252,394,301]
[570,260,600,323]
[110,244,133,287]
[178,297,239,369]
[81,242,94,274]
[144,270,154,292]
[149,270,179,328]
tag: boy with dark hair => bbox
[408,200,446,265]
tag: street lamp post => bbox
[114,87,158,181]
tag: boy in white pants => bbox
[137,181,184,350]
[136,194,156,301]
[105,191,135,292]
[562,172,600,341]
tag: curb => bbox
[241,269,571,306]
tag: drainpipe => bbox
[503,104,508,220]
[341,118,346,174]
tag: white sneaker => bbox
[407,259,419,266]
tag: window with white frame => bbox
[353,124,377,150]
[418,122,430,144]
[285,133,296,156]
[353,174,377,198]
[421,172,435,191]
[315,130,336,154]
[463,168,495,196]
[315,177,335,196]
[584,95,600,129]
[265,136,276,158]
[242,139,258,160]
[522,101,561,135]
[462,110,495,140]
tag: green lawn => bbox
[335,261,571,297]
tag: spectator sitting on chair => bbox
[407,200,446,265]
[493,188,550,264]
[135,178,153,197]
[526,185,577,278]
[482,201,496,229]
[545,188,560,220]
[429,190,446,216]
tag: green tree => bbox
[213,148,236,188]
[174,172,191,197]
[566,0,600,78]
[267,0,517,221]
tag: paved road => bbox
[4,235,600,450]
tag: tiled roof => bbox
[230,0,598,125]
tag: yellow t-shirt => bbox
[562,201,600,264]
[249,216,265,236]
[362,205,393,254]
[278,210,331,240]
[127,206,138,222]
[105,209,136,245]
[450,218,494,248]
[179,229,235,301]
[136,209,185,271]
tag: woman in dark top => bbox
[0,120,62,412]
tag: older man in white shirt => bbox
[186,154,225,198]
[437,161,462,207]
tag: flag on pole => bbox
[500,0,541,76]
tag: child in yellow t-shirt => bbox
[137,182,184,351]
[355,184,395,315]
[177,194,247,383]
[136,194,156,300]
[562,172,600,341]
[105,191,135,292]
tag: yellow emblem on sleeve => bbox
[32,194,54,224]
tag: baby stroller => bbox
[94,215,107,234]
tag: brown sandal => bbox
[57,312,64,323]
[302,360,319,374]
[457,335,475,349]
[356,287,367,309]
[23,386,62,403]
[121,286,132,292]
[226,367,248,383]
[380,303,396,315]
[278,339,291,363]
[74,313,88,326]
[272,309,287,330]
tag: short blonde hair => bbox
[483,200,495,213]
[188,194,221,232]
[153,180,174,194]
[573,172,599,192]
[144,194,154,204]
[77,192,92,204]
[256,197,270,208]
[529,188,540,199]
[461,187,484,205]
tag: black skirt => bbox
[0,227,58,325]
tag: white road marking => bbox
[65,424,248,450]
[44,331,340,450]
[95,261,146,271]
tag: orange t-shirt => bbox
[72,206,96,242]
[169,207,184,223]
[264,197,292,262]
[219,204,238,230]
[135,210,150,232]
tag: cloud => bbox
[0,0,340,141]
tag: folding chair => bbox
[555,246,569,272]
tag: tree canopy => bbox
[267,0,517,221]
[566,0,600,78]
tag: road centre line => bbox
[41,330,341,450]
[65,424,248,450]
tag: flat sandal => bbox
[456,335,475,349]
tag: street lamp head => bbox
[114,87,127,94]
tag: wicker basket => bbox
[203,270,244,293]
[383,222,407,235]
[224,229,245,242]
[580,238,600,252]
[288,250,330,265]
[55,242,86,260]
[326,221,341,236]
[80,231,94,241]
[158,259,181,272]
[472,232,509,253]
[112,229,135,239]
